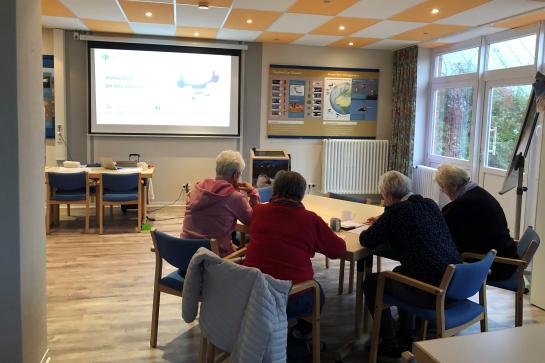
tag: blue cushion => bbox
[488,273,520,292]
[103,191,139,202]
[329,193,367,203]
[160,270,185,291]
[257,186,273,203]
[51,190,87,201]
[384,295,484,330]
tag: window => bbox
[487,34,536,71]
[486,84,532,169]
[436,47,479,77]
[432,86,474,160]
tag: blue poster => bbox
[350,78,378,121]
[43,55,55,139]
[288,80,305,118]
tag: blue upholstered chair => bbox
[46,171,92,233]
[402,351,417,363]
[98,173,142,234]
[257,186,273,203]
[463,226,540,327]
[369,250,497,363]
[150,230,220,348]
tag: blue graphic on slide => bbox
[176,71,219,90]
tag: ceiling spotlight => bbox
[194,32,200,36]
[348,41,354,46]
[198,2,209,10]
[431,8,439,14]
[145,11,152,17]
[339,25,345,31]
[246,19,253,24]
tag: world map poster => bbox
[267,64,379,139]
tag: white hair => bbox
[435,165,470,188]
[216,150,245,180]
[378,170,412,199]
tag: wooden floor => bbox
[47,206,545,362]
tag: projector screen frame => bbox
[87,41,242,137]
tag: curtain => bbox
[389,45,418,176]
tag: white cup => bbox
[341,210,353,221]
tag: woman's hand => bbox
[365,216,380,225]
[236,182,255,193]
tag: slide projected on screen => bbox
[89,44,240,136]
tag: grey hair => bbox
[215,150,245,180]
[378,170,412,199]
[272,170,307,201]
[435,165,470,188]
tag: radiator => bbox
[412,165,445,205]
[322,139,389,194]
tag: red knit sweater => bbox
[243,199,346,283]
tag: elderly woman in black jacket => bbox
[436,164,519,281]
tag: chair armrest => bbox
[224,247,247,260]
[380,271,443,295]
[290,280,320,296]
[462,252,527,266]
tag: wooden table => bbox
[413,323,545,363]
[45,166,155,226]
[237,194,384,339]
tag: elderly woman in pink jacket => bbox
[181,150,259,256]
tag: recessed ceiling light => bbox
[431,8,439,14]
[246,19,253,24]
[348,41,354,46]
[339,25,345,31]
[145,11,152,17]
[198,1,209,9]
[194,32,200,36]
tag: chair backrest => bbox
[329,192,366,203]
[151,230,212,274]
[257,186,273,203]
[102,173,139,192]
[48,172,86,191]
[446,250,497,300]
[517,226,540,262]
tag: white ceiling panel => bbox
[267,13,331,33]
[339,0,427,19]
[129,23,176,36]
[176,4,229,28]
[362,39,416,50]
[233,0,295,12]
[42,16,89,30]
[61,0,126,22]
[216,28,261,41]
[352,20,424,38]
[437,0,545,27]
[291,34,343,46]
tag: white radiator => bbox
[322,139,389,194]
[412,165,451,206]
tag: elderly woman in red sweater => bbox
[244,171,346,351]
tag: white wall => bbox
[259,43,393,190]
[42,27,57,166]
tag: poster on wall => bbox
[43,55,55,139]
[268,64,379,138]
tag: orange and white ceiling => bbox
[42,0,545,50]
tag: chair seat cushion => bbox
[384,295,484,330]
[103,191,138,202]
[51,190,87,201]
[488,273,519,292]
[160,270,185,291]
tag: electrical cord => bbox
[57,131,73,161]
[145,183,189,221]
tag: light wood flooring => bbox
[46,206,545,362]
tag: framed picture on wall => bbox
[43,55,55,139]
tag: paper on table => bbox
[347,225,369,235]
[341,220,364,229]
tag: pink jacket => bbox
[181,179,259,256]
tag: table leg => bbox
[142,183,148,224]
[355,268,364,338]
[338,259,346,295]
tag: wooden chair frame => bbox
[462,239,538,327]
[200,248,321,363]
[149,232,219,348]
[401,351,415,363]
[97,173,142,234]
[369,264,489,363]
[46,171,91,234]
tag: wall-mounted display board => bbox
[267,64,379,139]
